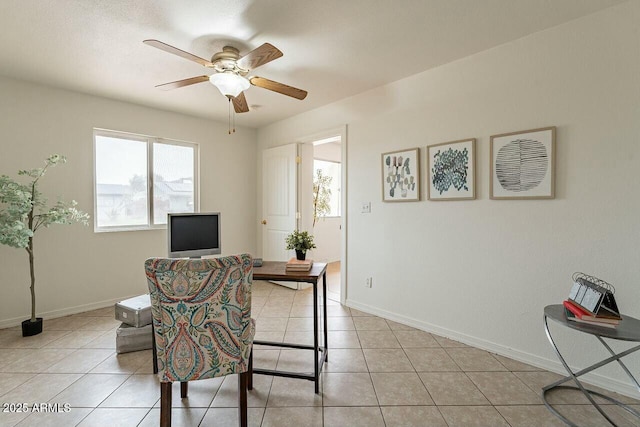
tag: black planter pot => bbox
[295,250,306,261]
[22,318,43,337]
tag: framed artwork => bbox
[381,148,420,202]
[490,127,556,199]
[427,138,476,201]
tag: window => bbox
[94,129,198,231]
[313,159,341,218]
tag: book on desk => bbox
[286,258,313,272]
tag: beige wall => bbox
[0,77,257,326]
[258,2,640,395]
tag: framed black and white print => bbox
[427,138,475,201]
[381,148,420,202]
[490,127,556,199]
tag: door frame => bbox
[296,125,348,305]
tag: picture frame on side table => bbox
[381,148,420,202]
[427,138,476,201]
[490,126,556,199]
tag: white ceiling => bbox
[0,0,626,128]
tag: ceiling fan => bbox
[143,39,308,114]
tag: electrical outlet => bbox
[361,202,371,213]
[365,277,372,288]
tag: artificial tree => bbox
[0,154,89,336]
[312,168,332,226]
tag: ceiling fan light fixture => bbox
[209,72,250,98]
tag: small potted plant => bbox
[0,154,89,336]
[285,230,316,260]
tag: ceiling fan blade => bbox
[250,77,308,100]
[237,43,283,70]
[155,75,210,90]
[231,92,249,113]
[143,39,213,67]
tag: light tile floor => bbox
[1,280,639,426]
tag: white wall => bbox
[312,218,341,263]
[258,2,640,396]
[0,77,257,326]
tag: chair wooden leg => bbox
[248,349,253,391]
[151,328,158,374]
[238,372,248,427]
[180,381,188,398]
[160,382,172,427]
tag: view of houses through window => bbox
[94,130,198,231]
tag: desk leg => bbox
[323,271,328,362]
[313,280,319,394]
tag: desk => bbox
[543,304,640,427]
[252,261,328,393]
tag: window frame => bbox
[93,128,200,232]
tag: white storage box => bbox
[115,294,152,327]
[116,323,153,354]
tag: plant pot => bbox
[295,250,306,261]
[22,318,43,337]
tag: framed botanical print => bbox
[381,148,420,202]
[490,127,555,199]
[427,138,476,201]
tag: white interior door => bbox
[262,144,297,266]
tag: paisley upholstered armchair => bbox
[145,254,254,427]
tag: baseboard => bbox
[0,295,139,329]
[346,299,640,399]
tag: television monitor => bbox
[167,212,221,258]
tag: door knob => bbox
[261,219,267,225]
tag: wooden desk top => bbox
[253,261,327,283]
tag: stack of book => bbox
[286,258,313,272]
[563,299,621,328]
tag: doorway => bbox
[310,138,342,302]
[260,126,347,303]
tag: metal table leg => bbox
[542,314,640,426]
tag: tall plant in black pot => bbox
[0,155,89,336]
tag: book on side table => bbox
[286,258,313,272]
[563,300,620,328]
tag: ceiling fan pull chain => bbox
[228,98,232,135]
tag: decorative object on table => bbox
[0,154,89,336]
[313,168,332,226]
[381,148,420,202]
[564,272,621,326]
[286,258,313,272]
[285,229,316,260]
[427,138,476,201]
[563,301,619,328]
[490,126,555,199]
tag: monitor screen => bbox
[167,212,221,258]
